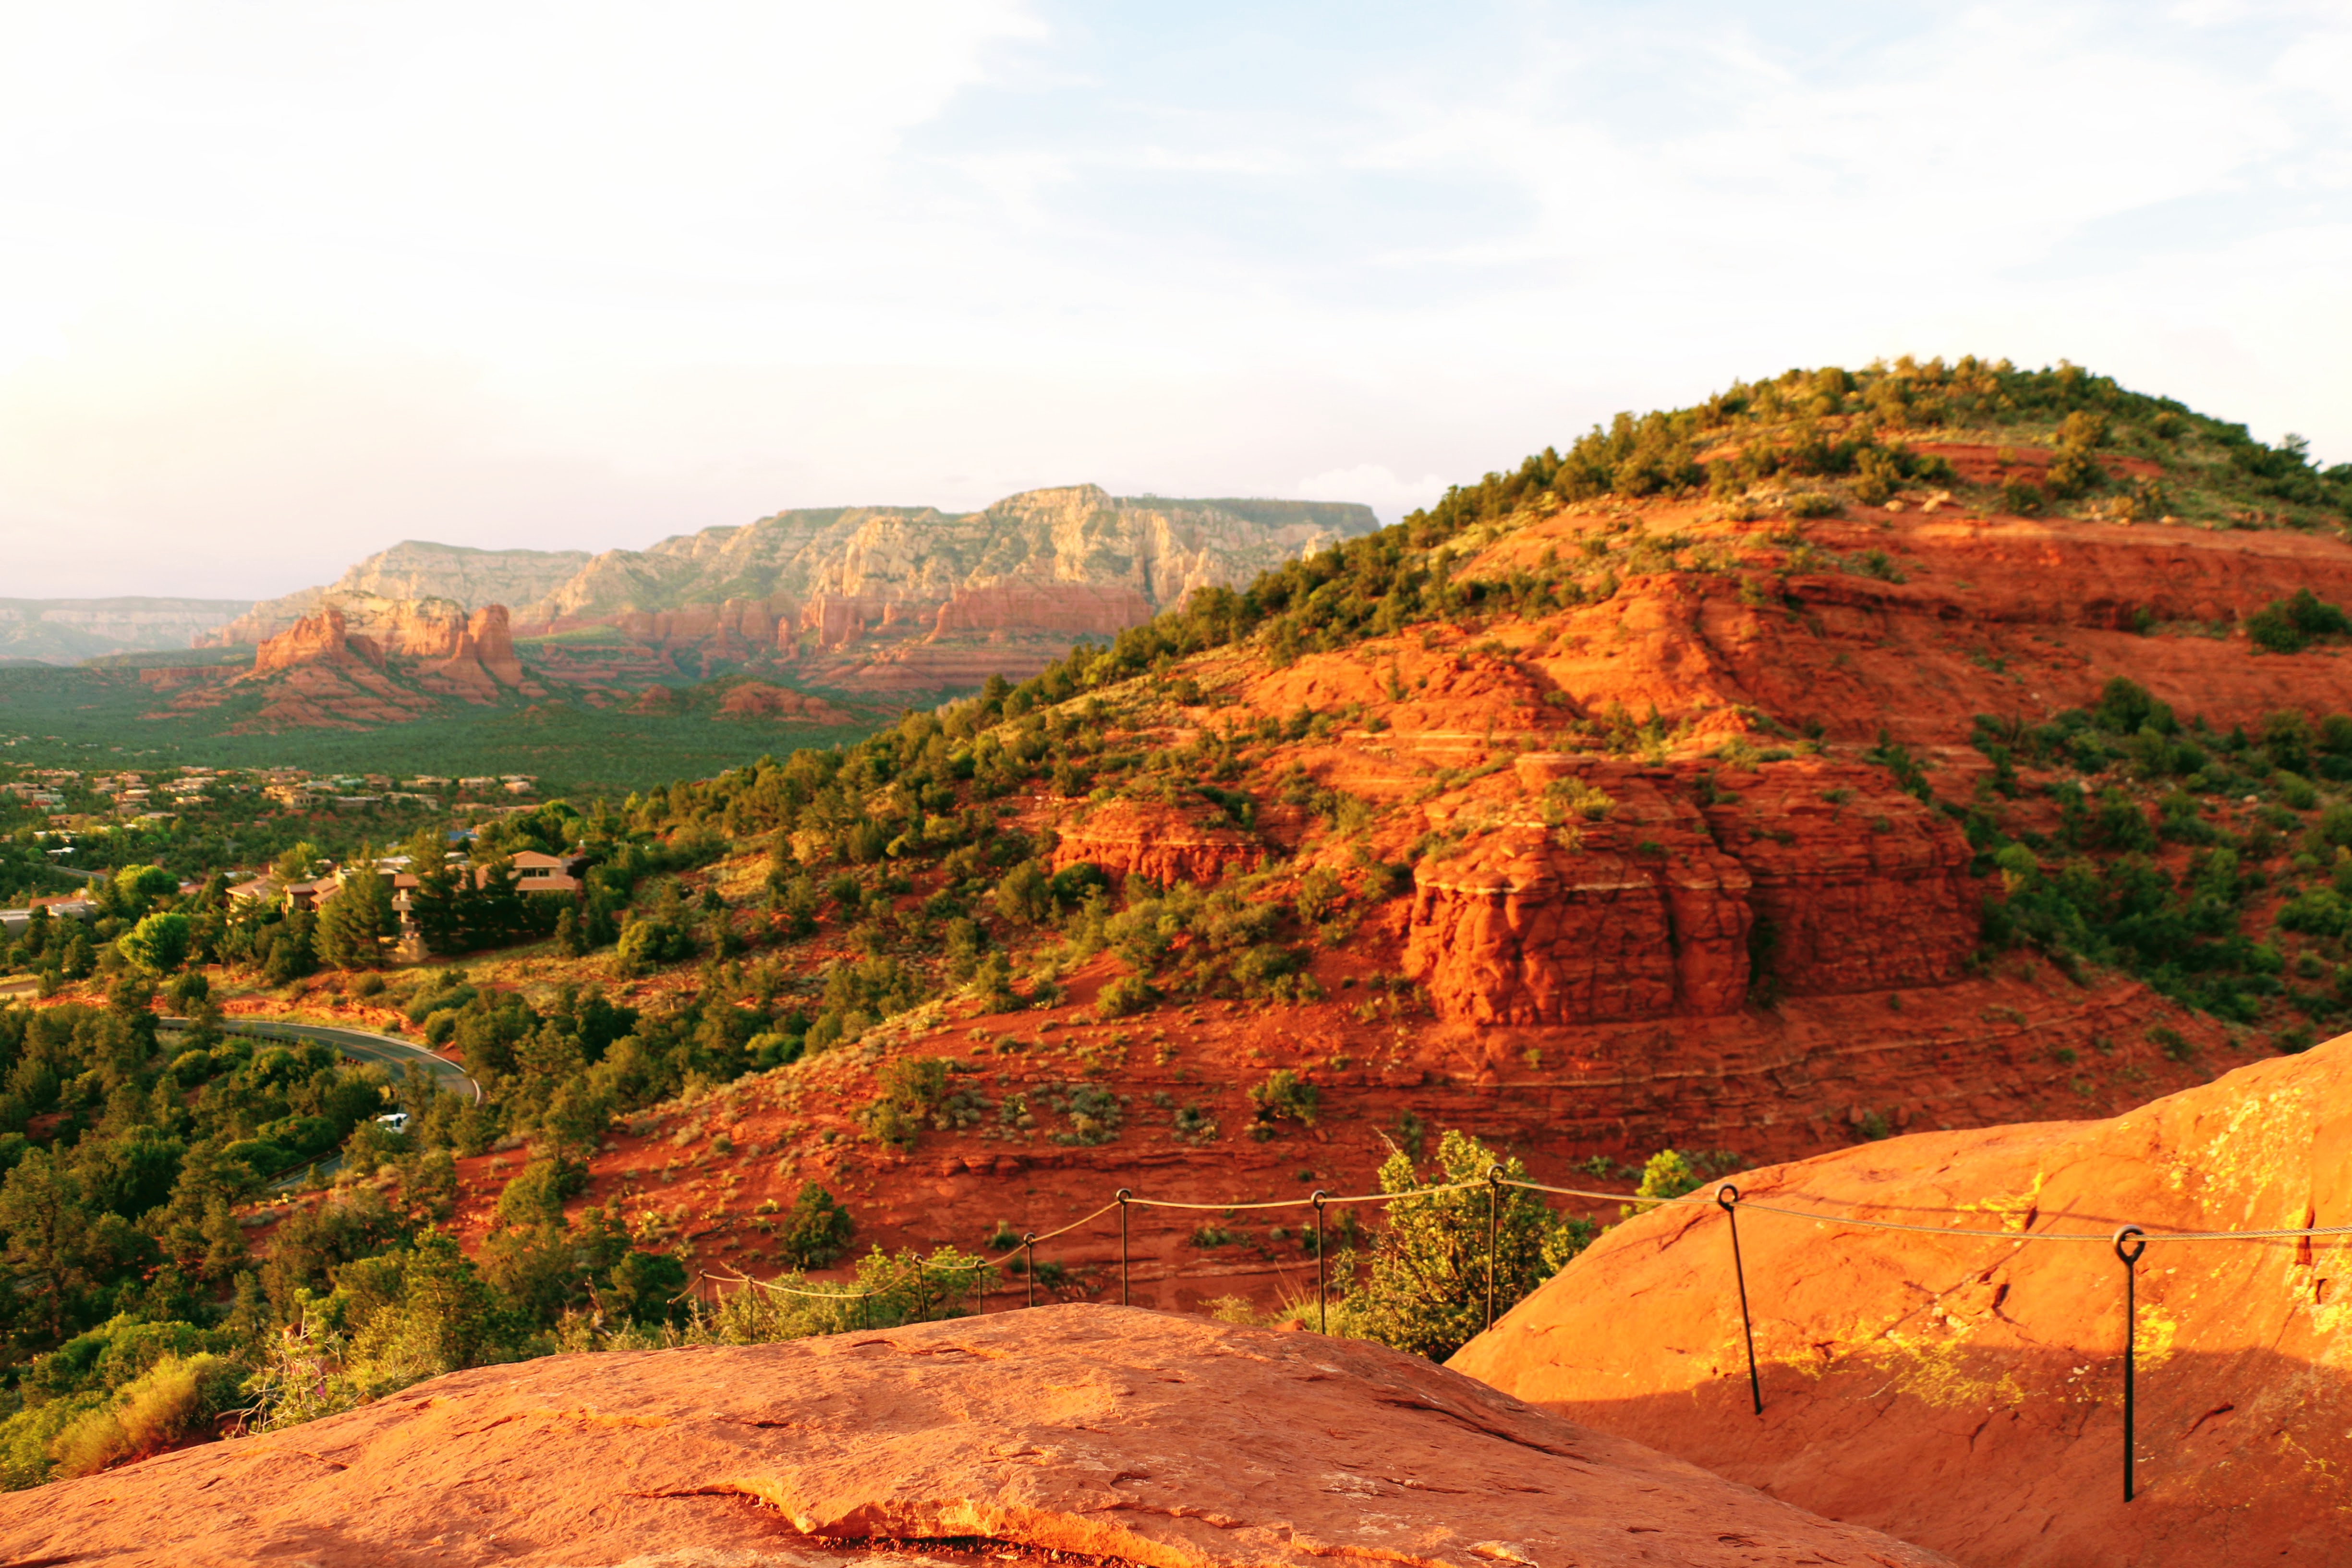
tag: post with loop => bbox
[1485,1164,1504,1333]
[2114,1225,2146,1503]
[1116,1188,1133,1307]
[1023,1232,1038,1309]
[1717,1184,1763,1415]
[1311,1191,1329,1334]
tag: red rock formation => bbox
[1453,504,2352,749]
[0,1307,1948,1568]
[230,600,533,726]
[1053,798,1267,885]
[1451,1036,2352,1568]
[715,681,855,724]
[1401,757,1975,1025]
[1406,762,1752,1023]
[249,607,375,674]
[464,604,524,687]
[1701,763,1977,995]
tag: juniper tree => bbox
[1339,1129,1592,1361]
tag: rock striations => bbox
[1450,1035,2352,1568]
[1401,756,1975,1027]
[0,1307,1949,1568]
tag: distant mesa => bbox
[196,485,1379,697]
[0,596,252,667]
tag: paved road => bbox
[161,1015,482,1104]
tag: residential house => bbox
[489,850,589,896]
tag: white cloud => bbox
[1,1,2349,597]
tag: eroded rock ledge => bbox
[0,1306,1948,1568]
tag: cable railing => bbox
[689,1164,2345,1505]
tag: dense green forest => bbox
[0,664,879,793]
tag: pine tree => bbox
[317,866,395,970]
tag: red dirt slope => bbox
[1450,1034,2352,1568]
[0,1307,1949,1568]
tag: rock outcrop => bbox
[0,1307,1948,1568]
[224,601,541,729]
[250,606,378,675]
[1053,798,1269,886]
[1449,500,2352,750]
[1406,762,1753,1023]
[1402,757,1975,1025]
[715,681,858,724]
[1450,1036,2352,1568]
[246,603,526,694]
[196,542,589,647]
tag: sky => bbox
[2,0,2348,600]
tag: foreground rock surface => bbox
[1451,1037,2352,1568]
[0,1306,1945,1568]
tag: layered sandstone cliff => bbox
[1052,796,1271,886]
[520,486,1370,630]
[1452,1035,2352,1568]
[1400,756,1975,1026]
[513,486,1374,691]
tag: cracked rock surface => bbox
[0,1305,1944,1568]
[1452,1036,2352,1568]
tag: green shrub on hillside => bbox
[1335,1130,1591,1361]
[2245,589,2352,654]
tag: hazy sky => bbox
[3,1,2348,599]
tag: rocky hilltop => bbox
[0,1308,1948,1568]
[1451,1035,2352,1568]
[409,362,2352,1336]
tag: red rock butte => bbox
[0,1308,1951,1568]
[1450,1033,2352,1568]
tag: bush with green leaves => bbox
[775,1182,854,1269]
[2245,589,2352,655]
[1336,1130,1592,1361]
[115,912,191,975]
[1246,1069,1318,1140]
[857,1055,964,1149]
[1093,972,1157,1019]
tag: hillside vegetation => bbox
[4,357,2351,1486]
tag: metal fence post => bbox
[1311,1191,1329,1333]
[1485,1164,1503,1333]
[2114,1225,2146,1502]
[1117,1188,1132,1306]
[1716,1184,1763,1415]
[1023,1232,1037,1308]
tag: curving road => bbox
[161,1014,482,1104]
